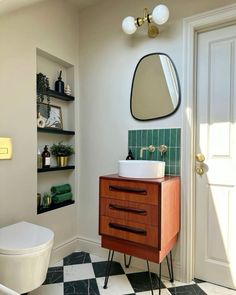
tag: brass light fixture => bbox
[122,4,169,38]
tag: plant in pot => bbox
[50,142,74,167]
[36,72,51,119]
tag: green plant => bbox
[50,142,74,157]
[43,192,52,208]
[37,73,50,99]
[37,72,51,118]
[43,192,51,198]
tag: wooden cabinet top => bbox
[100,174,180,184]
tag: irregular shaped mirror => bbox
[130,53,181,121]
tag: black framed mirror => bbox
[130,53,181,121]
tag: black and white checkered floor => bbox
[30,251,236,295]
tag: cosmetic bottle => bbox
[42,145,50,168]
[55,70,64,93]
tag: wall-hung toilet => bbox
[0,221,54,294]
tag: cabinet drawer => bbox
[100,216,159,248]
[100,178,159,205]
[100,197,158,226]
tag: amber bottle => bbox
[42,145,50,168]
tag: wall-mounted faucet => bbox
[140,145,155,158]
[157,144,168,156]
[140,144,167,158]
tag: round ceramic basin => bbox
[118,160,165,179]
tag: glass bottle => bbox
[126,149,135,160]
[42,145,50,168]
[37,148,42,169]
[55,70,64,93]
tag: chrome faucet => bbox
[140,144,168,158]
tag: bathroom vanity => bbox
[99,174,180,264]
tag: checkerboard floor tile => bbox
[30,251,236,295]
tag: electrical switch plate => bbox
[0,137,13,159]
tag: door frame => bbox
[181,3,236,283]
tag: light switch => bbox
[0,137,13,159]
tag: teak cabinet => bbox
[99,174,180,263]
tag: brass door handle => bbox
[195,166,204,176]
[195,153,205,163]
[195,153,205,175]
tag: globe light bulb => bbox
[152,5,169,25]
[122,16,137,35]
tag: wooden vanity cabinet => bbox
[99,174,180,264]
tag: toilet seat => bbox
[0,221,54,255]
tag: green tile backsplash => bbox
[128,128,181,176]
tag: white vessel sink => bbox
[118,160,165,179]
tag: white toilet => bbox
[0,221,54,294]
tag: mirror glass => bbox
[130,53,181,121]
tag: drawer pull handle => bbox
[109,204,147,215]
[109,222,147,235]
[109,185,147,195]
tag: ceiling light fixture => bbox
[122,4,169,38]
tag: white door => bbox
[195,24,236,289]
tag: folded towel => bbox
[51,184,71,195]
[52,192,73,204]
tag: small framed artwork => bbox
[37,102,63,129]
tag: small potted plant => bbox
[43,192,52,208]
[50,141,74,167]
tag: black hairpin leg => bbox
[146,260,154,295]
[166,251,174,283]
[146,260,162,295]
[103,250,114,289]
[124,254,132,268]
[159,262,162,295]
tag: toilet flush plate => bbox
[0,137,12,160]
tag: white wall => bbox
[0,0,79,262]
[77,0,236,275]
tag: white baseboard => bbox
[49,236,78,266]
[76,235,181,281]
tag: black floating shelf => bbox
[38,165,75,173]
[38,90,74,101]
[37,200,75,214]
[37,127,75,135]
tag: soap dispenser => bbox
[126,149,135,160]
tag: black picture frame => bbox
[37,102,63,129]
